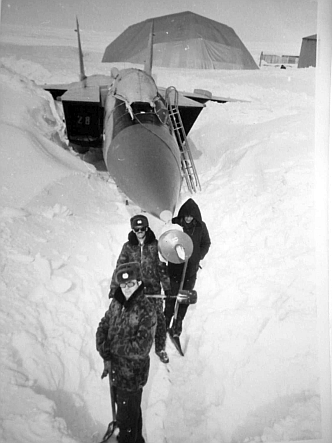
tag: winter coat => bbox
[96,283,157,392]
[110,228,171,297]
[168,198,211,281]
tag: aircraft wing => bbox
[181,89,245,103]
[171,88,246,133]
[43,84,70,100]
[42,77,241,150]
[42,74,112,100]
[158,86,246,134]
[157,87,206,135]
[42,79,209,148]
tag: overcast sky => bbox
[1,0,318,48]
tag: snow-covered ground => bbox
[0,25,329,443]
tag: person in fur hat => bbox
[165,198,211,338]
[109,214,171,363]
[96,261,157,443]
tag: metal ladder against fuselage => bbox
[165,86,201,193]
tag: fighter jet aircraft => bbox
[43,18,233,221]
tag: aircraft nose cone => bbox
[104,124,182,220]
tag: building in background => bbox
[102,11,258,70]
[259,52,299,68]
[298,34,317,68]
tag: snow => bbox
[0,25,329,443]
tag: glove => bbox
[101,360,112,379]
[176,290,189,304]
[178,289,197,304]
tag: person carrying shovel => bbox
[96,262,157,443]
[164,198,211,341]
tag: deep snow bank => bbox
[0,65,94,208]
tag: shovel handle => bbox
[174,259,188,320]
[100,375,117,443]
[179,260,188,292]
[109,374,117,423]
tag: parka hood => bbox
[174,198,202,225]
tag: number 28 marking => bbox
[77,116,91,125]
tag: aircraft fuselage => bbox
[103,68,182,221]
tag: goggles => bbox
[120,281,136,288]
[133,227,147,233]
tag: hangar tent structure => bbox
[102,11,258,70]
[298,34,317,68]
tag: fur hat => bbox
[130,214,149,229]
[115,262,141,284]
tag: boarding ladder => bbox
[165,86,201,193]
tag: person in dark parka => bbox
[96,262,157,443]
[165,198,211,337]
[109,214,171,364]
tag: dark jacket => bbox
[110,228,170,297]
[96,283,157,391]
[168,198,211,281]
